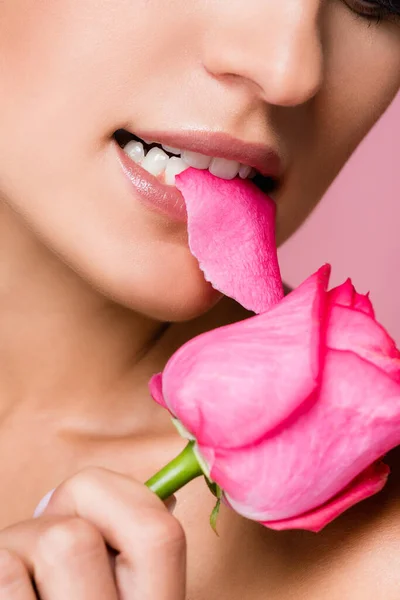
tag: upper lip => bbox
[123,128,283,180]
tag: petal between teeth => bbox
[121,134,257,184]
[164,157,190,186]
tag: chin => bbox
[109,275,223,323]
[75,243,224,323]
[145,284,223,322]
[131,276,223,322]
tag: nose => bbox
[201,0,324,107]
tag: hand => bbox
[0,467,186,599]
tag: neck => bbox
[0,201,171,428]
[0,201,253,434]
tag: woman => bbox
[0,1,399,598]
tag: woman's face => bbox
[0,0,399,321]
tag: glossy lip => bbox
[114,128,282,224]
[115,141,188,222]
[127,128,283,180]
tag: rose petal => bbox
[328,278,354,306]
[149,373,169,410]
[175,168,283,314]
[160,265,330,449]
[328,279,375,318]
[326,305,400,382]
[208,350,400,520]
[354,292,375,317]
[261,461,390,532]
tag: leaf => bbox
[210,498,221,536]
[209,483,223,535]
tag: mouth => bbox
[113,128,280,196]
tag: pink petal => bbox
[148,373,169,410]
[354,292,375,318]
[261,461,390,532]
[161,266,330,449]
[328,278,353,305]
[208,350,400,520]
[328,279,375,318]
[326,306,400,382]
[175,168,283,314]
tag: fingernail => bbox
[165,495,177,514]
[33,488,56,518]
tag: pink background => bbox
[279,92,400,343]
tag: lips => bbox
[115,141,188,221]
[114,128,281,196]
[130,128,283,178]
[114,127,284,312]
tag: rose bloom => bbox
[150,265,400,532]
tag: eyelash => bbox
[346,0,400,26]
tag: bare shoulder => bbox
[265,450,400,599]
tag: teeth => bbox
[141,147,169,177]
[122,136,258,185]
[239,164,252,179]
[164,157,190,186]
[124,140,145,163]
[181,150,212,170]
[162,144,181,155]
[209,157,240,180]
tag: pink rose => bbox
[149,265,400,532]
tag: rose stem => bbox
[145,441,203,500]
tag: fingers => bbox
[0,549,37,600]
[0,467,186,600]
[0,516,119,600]
[44,467,187,600]
[33,517,119,600]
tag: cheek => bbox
[0,2,221,321]
[0,0,188,141]
[93,231,223,321]
[0,0,191,227]
[276,9,400,245]
[1,0,399,316]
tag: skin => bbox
[0,0,399,598]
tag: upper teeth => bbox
[123,139,256,186]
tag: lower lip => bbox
[115,141,188,222]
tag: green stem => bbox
[145,441,204,500]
